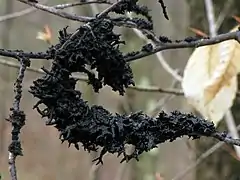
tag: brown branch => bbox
[1,58,239,99]
[1,30,240,65]
[212,132,240,146]
[0,0,48,23]
[16,0,153,32]
[17,0,93,22]
[0,58,183,96]
[53,0,112,10]
[7,57,29,180]
[126,30,240,62]
[129,85,183,95]
[158,0,169,20]
[16,0,240,64]
[0,48,50,59]
[97,0,121,17]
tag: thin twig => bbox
[172,124,240,180]
[13,1,240,63]
[212,132,240,146]
[7,57,29,180]
[215,0,234,31]
[172,141,224,180]
[17,0,93,22]
[125,30,240,62]
[129,85,183,95]
[97,0,121,17]
[7,2,240,63]
[16,0,131,29]
[158,0,169,20]
[53,0,112,10]
[147,80,179,117]
[16,0,240,48]
[1,59,240,97]
[0,58,183,95]
[0,0,48,23]
[89,163,101,180]
[0,49,50,59]
[0,0,15,156]
[127,12,182,81]
[14,0,164,34]
[224,111,240,157]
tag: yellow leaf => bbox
[182,26,240,125]
[203,26,240,103]
[36,25,52,44]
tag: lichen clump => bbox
[29,0,216,164]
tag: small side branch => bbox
[17,0,93,22]
[53,0,112,10]
[0,48,51,59]
[158,0,169,20]
[212,132,240,146]
[6,57,30,180]
[0,30,240,62]
[126,30,240,62]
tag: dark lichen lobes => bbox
[29,3,216,164]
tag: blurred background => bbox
[1,0,240,179]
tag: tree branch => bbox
[126,30,240,62]
[53,0,112,10]
[6,57,30,180]
[0,0,48,23]
[0,49,50,59]
[212,132,240,146]
[16,0,143,30]
[17,0,93,22]
[1,30,240,64]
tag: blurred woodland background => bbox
[1,0,240,180]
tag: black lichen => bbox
[48,18,134,95]
[142,43,153,52]
[29,17,217,164]
[30,70,217,164]
[159,35,172,43]
[112,0,152,22]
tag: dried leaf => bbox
[182,26,240,125]
[36,25,52,44]
[203,26,240,104]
